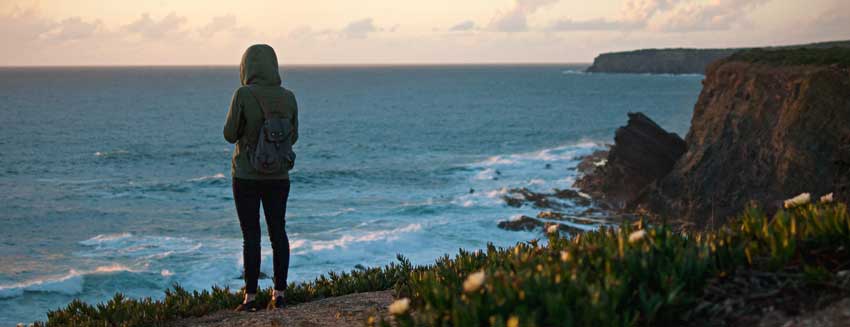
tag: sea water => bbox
[0,65,702,324]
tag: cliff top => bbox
[724,47,850,67]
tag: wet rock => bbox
[576,149,609,175]
[502,188,566,210]
[553,189,592,207]
[497,216,543,231]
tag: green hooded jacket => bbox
[224,44,299,180]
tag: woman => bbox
[223,44,298,312]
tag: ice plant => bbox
[784,192,811,208]
[463,271,486,293]
[388,298,410,315]
[628,230,646,244]
[820,192,834,203]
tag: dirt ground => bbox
[167,290,394,327]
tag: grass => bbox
[36,201,849,326]
[726,47,850,67]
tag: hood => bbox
[240,44,281,86]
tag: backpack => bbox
[245,87,296,174]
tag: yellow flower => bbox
[628,230,646,244]
[820,192,834,203]
[784,192,811,208]
[507,316,519,327]
[560,250,570,262]
[388,298,410,315]
[546,224,559,234]
[463,271,486,293]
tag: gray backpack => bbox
[246,87,295,174]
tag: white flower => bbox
[388,298,410,315]
[463,271,486,292]
[628,230,646,244]
[784,193,811,209]
[820,193,834,203]
[546,224,559,234]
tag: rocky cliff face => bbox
[643,57,850,225]
[575,113,686,209]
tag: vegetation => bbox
[39,259,412,326]
[37,201,849,326]
[726,47,850,67]
[378,201,850,326]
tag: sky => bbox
[2,0,849,66]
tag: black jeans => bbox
[232,178,291,294]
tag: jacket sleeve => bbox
[223,89,243,144]
[291,94,299,146]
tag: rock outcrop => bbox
[642,49,850,225]
[574,112,686,209]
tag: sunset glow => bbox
[2,0,849,65]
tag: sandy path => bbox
[168,290,394,327]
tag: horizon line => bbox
[0,62,592,69]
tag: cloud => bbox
[342,18,378,38]
[797,1,850,41]
[650,0,768,32]
[546,0,768,33]
[489,0,558,32]
[548,18,643,31]
[124,12,187,38]
[450,20,476,32]
[199,14,236,37]
[0,6,53,45]
[40,17,103,41]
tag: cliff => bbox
[641,47,850,225]
[586,40,850,74]
[586,48,737,74]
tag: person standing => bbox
[224,44,298,312]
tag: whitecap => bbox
[188,173,226,182]
[310,224,422,251]
[0,264,137,299]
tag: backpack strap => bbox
[245,86,275,120]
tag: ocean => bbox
[0,65,702,324]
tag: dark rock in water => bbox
[497,215,586,235]
[497,216,543,231]
[502,188,566,210]
[642,56,850,225]
[536,211,597,226]
[553,189,592,207]
[576,149,609,175]
[574,112,686,209]
[545,163,552,169]
[542,222,585,235]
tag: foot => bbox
[235,300,258,312]
[268,295,286,309]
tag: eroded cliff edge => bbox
[578,48,850,227]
